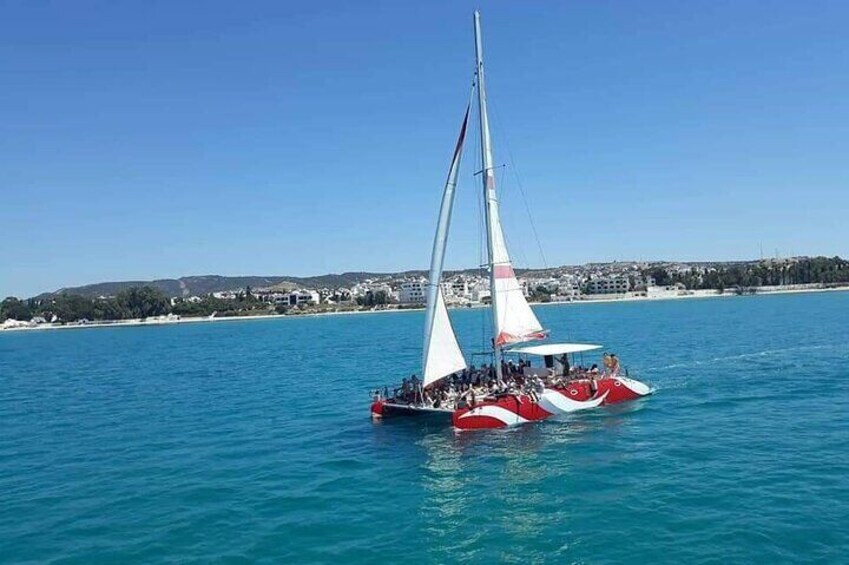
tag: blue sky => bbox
[2,1,847,298]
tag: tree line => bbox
[1,286,173,323]
[0,286,279,323]
[645,256,849,292]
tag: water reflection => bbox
[366,399,654,560]
[407,412,626,561]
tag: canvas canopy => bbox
[508,343,603,357]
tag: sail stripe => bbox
[493,265,515,279]
[496,329,548,347]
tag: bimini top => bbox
[507,343,603,356]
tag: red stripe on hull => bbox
[595,378,646,404]
[452,394,552,430]
[452,415,509,429]
[551,377,650,405]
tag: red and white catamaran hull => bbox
[548,376,653,405]
[450,376,653,430]
[451,393,551,429]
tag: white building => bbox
[586,276,631,295]
[371,283,395,301]
[253,290,288,305]
[553,281,581,300]
[399,279,427,304]
[212,290,240,300]
[447,278,469,299]
[288,289,320,307]
[466,279,490,303]
[330,288,354,303]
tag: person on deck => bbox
[602,353,613,376]
[610,354,620,377]
[583,363,598,395]
[528,376,543,402]
[408,374,419,403]
[560,353,570,377]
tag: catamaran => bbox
[370,11,652,430]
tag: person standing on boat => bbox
[602,353,613,376]
[560,353,570,377]
[610,354,620,377]
[411,374,420,404]
[587,363,599,395]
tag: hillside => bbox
[38,272,408,299]
[38,269,496,299]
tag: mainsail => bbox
[474,11,547,360]
[421,106,471,388]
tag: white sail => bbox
[421,106,470,388]
[474,12,546,357]
[423,286,466,388]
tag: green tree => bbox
[92,298,127,320]
[649,268,671,286]
[50,294,96,322]
[116,286,171,319]
[1,297,32,321]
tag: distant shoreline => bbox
[3,285,848,334]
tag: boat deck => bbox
[379,402,454,417]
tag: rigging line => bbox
[488,93,550,270]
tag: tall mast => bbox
[473,10,503,379]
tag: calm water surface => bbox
[1,293,848,564]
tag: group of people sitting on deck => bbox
[389,363,546,411]
[381,352,623,411]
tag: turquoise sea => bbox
[1,292,848,564]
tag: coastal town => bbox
[238,255,849,310]
[3,256,849,330]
